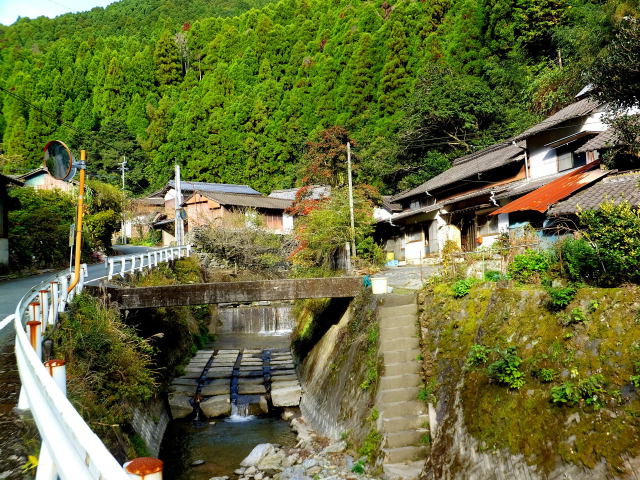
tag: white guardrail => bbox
[0,245,190,480]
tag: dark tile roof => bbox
[391,142,524,202]
[164,180,262,196]
[381,195,402,212]
[514,98,600,141]
[574,129,620,153]
[197,191,292,210]
[0,173,24,186]
[548,170,640,216]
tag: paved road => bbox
[0,245,154,340]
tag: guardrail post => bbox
[123,458,163,480]
[35,441,56,480]
[108,259,115,280]
[39,290,49,326]
[130,256,136,275]
[120,258,126,278]
[78,265,86,293]
[59,276,69,312]
[49,282,59,326]
[138,254,144,272]
[187,245,192,256]
[27,311,42,360]
[44,359,67,397]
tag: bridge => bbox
[85,277,363,309]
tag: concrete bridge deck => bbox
[86,277,364,309]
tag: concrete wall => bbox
[131,400,171,457]
[0,238,7,266]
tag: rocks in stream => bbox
[200,395,231,417]
[234,417,378,480]
[168,393,193,420]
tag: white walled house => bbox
[380,90,623,263]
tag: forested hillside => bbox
[0,0,636,194]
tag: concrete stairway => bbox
[376,294,427,480]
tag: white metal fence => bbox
[0,245,190,479]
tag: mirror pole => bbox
[68,150,86,293]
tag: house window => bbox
[406,226,422,243]
[556,141,589,172]
[477,214,499,236]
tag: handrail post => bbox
[120,258,126,278]
[35,441,57,480]
[49,282,59,326]
[59,276,69,312]
[138,254,144,272]
[108,259,114,280]
[39,290,49,326]
[130,255,136,275]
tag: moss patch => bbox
[420,283,640,475]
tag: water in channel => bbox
[159,303,297,479]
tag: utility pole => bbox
[174,162,184,246]
[347,142,356,258]
[118,156,128,244]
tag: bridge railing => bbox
[0,244,191,479]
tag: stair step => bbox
[384,350,420,364]
[379,315,417,329]
[380,326,417,338]
[380,337,420,351]
[379,294,416,308]
[384,362,420,376]
[379,400,426,419]
[381,414,429,433]
[383,461,424,480]
[383,445,427,463]
[379,304,417,317]
[385,429,428,449]
[379,387,420,404]
[379,374,422,390]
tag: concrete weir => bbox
[168,348,302,420]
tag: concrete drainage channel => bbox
[168,348,303,420]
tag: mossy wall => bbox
[419,283,640,479]
[298,289,381,450]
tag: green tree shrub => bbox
[467,344,526,389]
[557,237,599,282]
[452,278,477,298]
[545,285,577,311]
[550,374,607,409]
[507,249,551,283]
[579,201,640,285]
[8,188,75,269]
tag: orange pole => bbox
[68,150,86,293]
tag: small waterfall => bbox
[227,350,254,423]
[218,303,294,335]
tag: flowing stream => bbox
[159,302,297,478]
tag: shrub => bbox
[546,285,577,311]
[533,367,556,383]
[557,238,599,282]
[550,374,607,409]
[561,307,587,326]
[579,200,640,285]
[467,344,490,366]
[8,187,75,269]
[507,249,551,283]
[486,346,525,389]
[357,236,385,266]
[484,270,505,282]
[452,278,477,298]
[85,209,120,251]
[467,344,526,389]
[631,361,640,388]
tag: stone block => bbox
[201,380,230,396]
[271,385,302,407]
[238,383,267,395]
[168,393,193,419]
[200,395,230,418]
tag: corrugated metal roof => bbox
[494,171,571,200]
[268,185,331,200]
[490,162,608,215]
[549,170,640,216]
[166,180,262,196]
[514,98,600,141]
[391,142,524,202]
[574,129,620,153]
[197,191,292,210]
